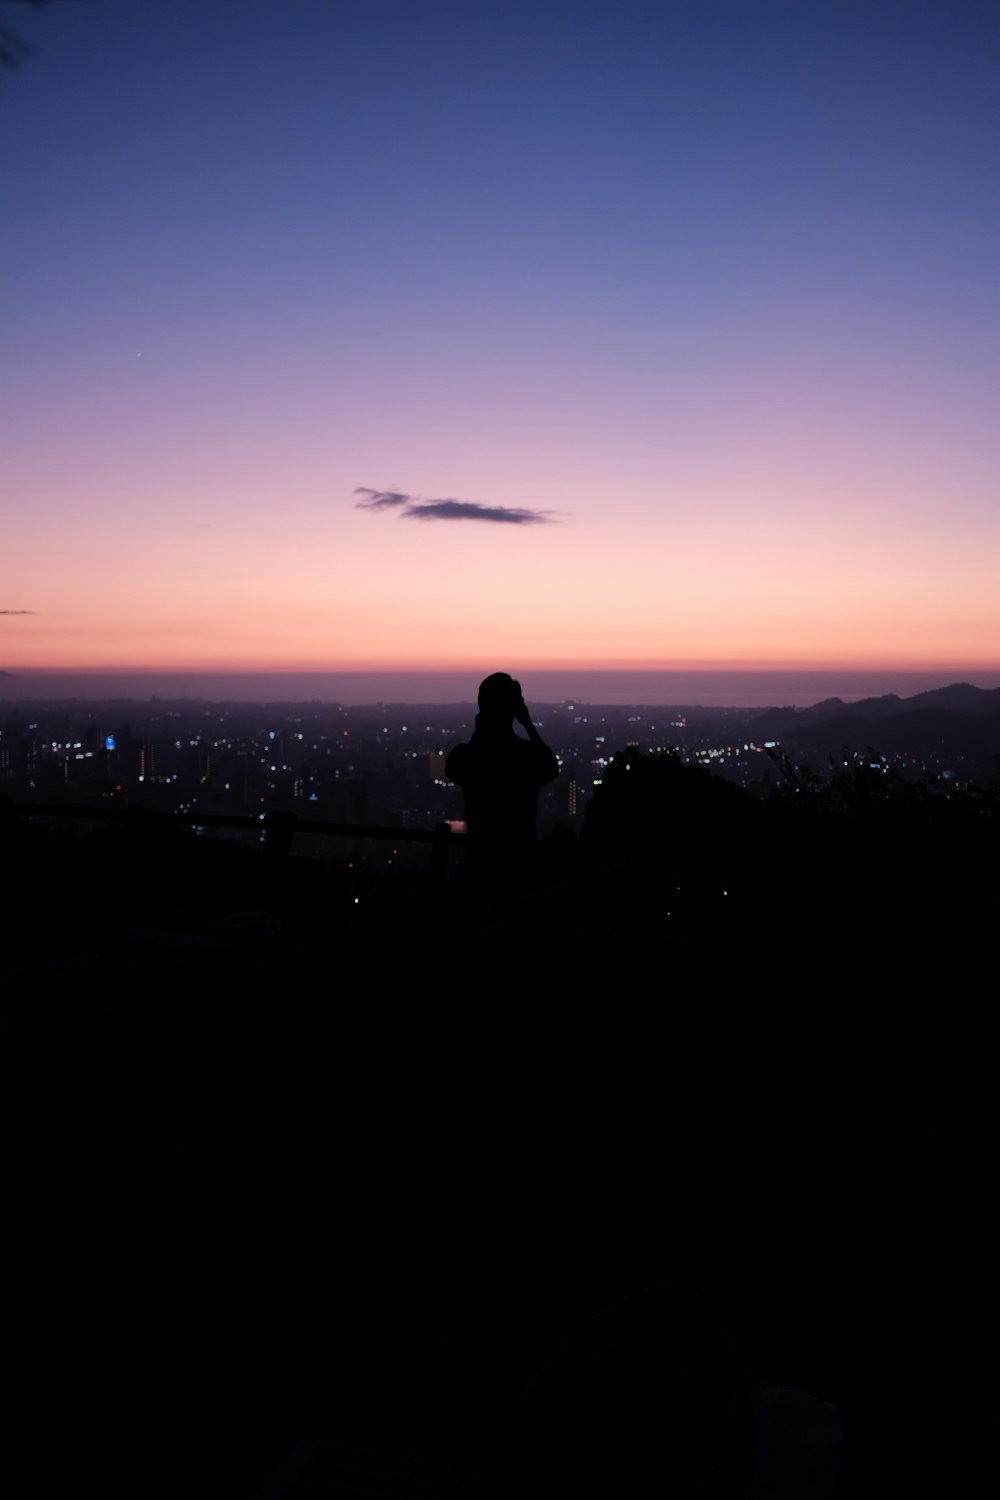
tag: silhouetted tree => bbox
[581,747,761,931]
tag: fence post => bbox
[430,821,452,883]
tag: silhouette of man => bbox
[446,673,559,892]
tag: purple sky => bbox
[3,1,999,677]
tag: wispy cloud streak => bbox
[1,610,34,615]
[354,488,553,525]
[353,488,411,511]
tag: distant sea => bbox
[3,669,1000,708]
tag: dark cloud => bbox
[407,500,550,524]
[354,488,553,525]
[353,488,411,510]
[0,610,34,615]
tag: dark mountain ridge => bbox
[772,706,1000,766]
[752,680,999,730]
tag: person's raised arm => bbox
[514,693,541,739]
[515,695,559,781]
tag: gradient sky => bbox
[3,0,999,674]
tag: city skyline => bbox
[4,2,999,677]
[5,665,1000,710]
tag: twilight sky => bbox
[3,0,999,675]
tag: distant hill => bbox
[750,682,1000,737]
[750,684,1000,770]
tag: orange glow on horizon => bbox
[7,653,1000,675]
[5,7,1000,700]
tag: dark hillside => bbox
[1,775,992,1496]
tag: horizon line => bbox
[6,661,1000,676]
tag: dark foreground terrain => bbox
[1,790,992,1497]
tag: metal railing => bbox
[0,795,465,881]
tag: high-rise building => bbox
[125,739,156,782]
[427,750,447,781]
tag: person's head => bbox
[478,672,521,722]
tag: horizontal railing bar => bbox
[2,798,465,846]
